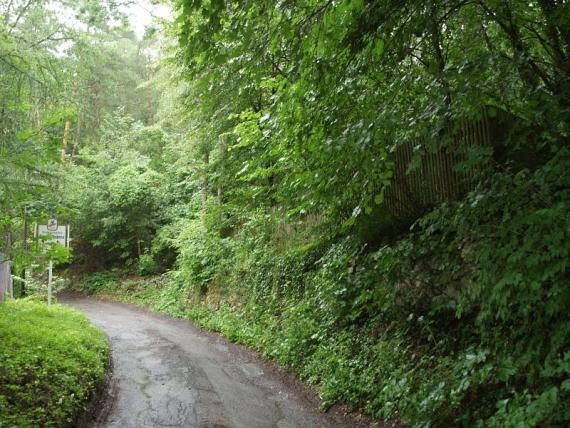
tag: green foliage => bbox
[175,218,233,294]
[16,266,69,301]
[136,253,162,276]
[78,148,570,425]
[172,0,569,225]
[0,300,108,427]
[5,0,570,427]
[66,113,167,265]
[75,270,120,295]
[0,0,161,279]
[43,243,73,266]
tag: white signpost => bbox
[35,219,70,308]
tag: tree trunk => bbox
[34,109,41,129]
[0,252,12,303]
[202,150,210,206]
[217,135,227,205]
[71,115,81,158]
[20,210,27,296]
[62,81,79,164]
[61,119,71,164]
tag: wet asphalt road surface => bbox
[63,297,338,428]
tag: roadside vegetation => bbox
[0,299,108,427]
[2,1,569,427]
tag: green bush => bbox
[78,270,121,294]
[176,219,234,294]
[136,253,162,276]
[0,300,108,427]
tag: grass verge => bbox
[0,299,109,427]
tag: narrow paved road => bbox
[63,297,340,428]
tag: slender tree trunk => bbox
[20,210,27,296]
[4,226,12,261]
[61,81,79,164]
[217,136,227,205]
[202,150,210,206]
[71,115,81,158]
[34,109,40,130]
[428,7,451,106]
[61,119,71,164]
[94,83,101,137]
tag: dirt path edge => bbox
[74,335,117,427]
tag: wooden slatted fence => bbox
[382,109,504,223]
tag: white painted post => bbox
[48,260,53,308]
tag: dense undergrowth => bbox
[72,149,570,428]
[0,300,108,428]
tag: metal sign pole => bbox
[36,219,70,308]
[48,260,53,308]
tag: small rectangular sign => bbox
[35,220,70,248]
